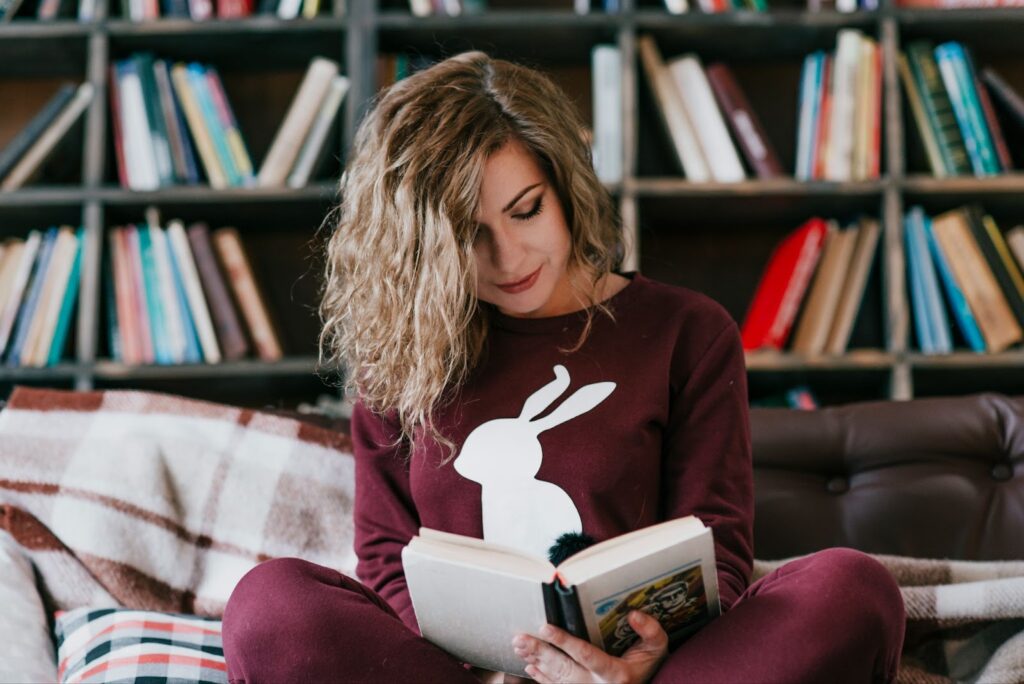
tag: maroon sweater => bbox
[351,271,754,634]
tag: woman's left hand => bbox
[511,610,669,684]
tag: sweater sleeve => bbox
[351,400,421,633]
[663,319,754,614]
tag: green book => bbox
[47,228,84,367]
[906,42,972,177]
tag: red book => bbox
[741,218,830,351]
[109,64,129,189]
[812,56,833,181]
[705,63,784,179]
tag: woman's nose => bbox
[488,226,524,271]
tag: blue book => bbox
[7,228,58,367]
[187,62,242,187]
[165,229,202,363]
[923,211,987,352]
[796,52,824,181]
[905,212,935,353]
[137,226,171,364]
[934,42,999,176]
[908,208,952,354]
[47,228,84,367]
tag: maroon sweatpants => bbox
[222,547,905,683]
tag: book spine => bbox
[153,58,190,184]
[981,68,1024,131]
[170,62,228,189]
[933,44,992,176]
[0,83,76,182]
[965,206,1024,327]
[48,229,83,366]
[591,45,623,185]
[212,227,283,361]
[108,64,131,188]
[946,44,1000,175]
[137,226,170,364]
[188,63,242,187]
[103,239,122,363]
[134,53,175,186]
[206,66,256,185]
[287,74,350,188]
[906,42,972,176]
[187,222,249,360]
[899,53,947,177]
[795,52,821,181]
[705,62,784,179]
[7,228,58,367]
[554,580,589,642]
[906,210,934,352]
[812,55,832,181]
[0,231,41,357]
[541,581,564,630]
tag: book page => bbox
[403,541,550,677]
[570,528,720,657]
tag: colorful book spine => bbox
[933,42,998,176]
[206,66,256,186]
[6,228,58,367]
[907,208,952,353]
[795,52,823,181]
[923,211,986,352]
[187,62,243,187]
[46,228,83,367]
[905,42,972,177]
[164,227,203,364]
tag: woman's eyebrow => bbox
[501,182,543,213]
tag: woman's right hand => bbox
[469,666,533,684]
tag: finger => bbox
[623,611,669,656]
[524,663,554,684]
[534,624,610,675]
[521,630,586,683]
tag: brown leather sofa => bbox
[751,392,1024,562]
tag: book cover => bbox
[0,233,39,358]
[705,62,784,179]
[964,206,1024,329]
[790,221,854,355]
[666,55,745,183]
[905,42,972,177]
[47,228,83,367]
[0,82,76,182]
[741,218,829,351]
[1,83,94,191]
[187,222,249,361]
[257,56,339,187]
[7,228,58,367]
[403,516,719,677]
[212,227,283,361]
[931,209,1021,352]
[824,218,881,355]
[636,35,709,182]
[933,42,998,177]
[922,212,985,354]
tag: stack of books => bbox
[638,35,784,182]
[662,0,768,13]
[105,214,284,366]
[0,82,94,191]
[741,216,882,355]
[0,227,84,368]
[1,0,92,20]
[904,205,1024,354]
[795,29,883,182]
[899,42,1018,178]
[111,54,348,190]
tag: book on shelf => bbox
[790,220,854,355]
[591,44,623,185]
[403,516,719,677]
[258,56,345,188]
[902,42,1015,178]
[0,83,94,192]
[894,0,1024,7]
[981,68,1024,133]
[741,218,829,351]
[825,218,880,355]
[407,0,487,15]
[106,215,283,366]
[906,207,953,354]
[0,228,82,368]
[0,83,77,183]
[795,30,881,182]
[118,0,335,21]
[705,62,784,179]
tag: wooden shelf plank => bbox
[907,351,1024,369]
[92,356,325,380]
[104,15,346,36]
[0,363,87,381]
[902,174,1024,195]
[630,177,885,197]
[96,182,338,204]
[376,11,621,29]
[745,349,896,371]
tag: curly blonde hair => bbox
[319,50,623,461]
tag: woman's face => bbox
[473,138,576,319]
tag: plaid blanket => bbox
[0,386,357,617]
[1,386,1022,682]
[754,557,1024,683]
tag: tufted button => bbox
[826,476,849,494]
[991,463,1013,482]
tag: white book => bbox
[403,516,719,677]
[149,224,187,364]
[825,30,862,182]
[258,57,339,187]
[837,0,857,11]
[667,55,745,183]
[23,227,76,368]
[287,75,350,188]
[0,231,42,357]
[0,243,19,318]
[574,0,589,13]
[591,45,622,185]
[119,66,161,191]
[276,0,302,19]
[167,220,221,364]
[443,0,460,14]
[77,0,95,20]
[636,36,709,182]
[2,83,95,191]
[663,0,688,13]
[408,0,431,15]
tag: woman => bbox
[222,50,905,683]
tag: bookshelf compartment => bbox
[747,365,893,406]
[910,359,1024,398]
[0,29,90,78]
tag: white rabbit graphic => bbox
[453,364,616,560]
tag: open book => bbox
[402,516,719,677]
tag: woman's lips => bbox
[497,266,541,294]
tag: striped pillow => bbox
[54,608,227,684]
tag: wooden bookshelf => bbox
[3,0,1024,408]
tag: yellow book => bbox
[302,0,320,18]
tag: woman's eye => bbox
[512,197,544,222]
